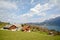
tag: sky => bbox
[0,0,60,24]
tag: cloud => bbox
[31,0,34,4]
[19,3,54,23]
[20,13,33,17]
[49,0,60,5]
[0,0,32,24]
[30,4,41,13]
[37,12,46,16]
[0,0,59,24]
[48,14,60,20]
[29,13,60,23]
[31,3,54,13]
[34,14,60,23]
[0,13,17,23]
[28,17,47,23]
[49,0,60,9]
[0,1,18,10]
[21,3,54,18]
[0,0,18,24]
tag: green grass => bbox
[0,30,60,40]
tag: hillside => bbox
[0,21,10,28]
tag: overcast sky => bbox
[0,0,60,24]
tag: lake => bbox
[44,25,60,32]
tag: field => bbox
[0,30,60,40]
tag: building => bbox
[22,25,31,32]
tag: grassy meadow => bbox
[0,30,60,40]
[0,22,60,40]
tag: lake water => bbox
[44,25,60,32]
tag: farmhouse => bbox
[22,25,31,32]
[2,24,31,32]
[3,24,22,31]
[8,25,17,31]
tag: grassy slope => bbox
[0,30,60,40]
[0,22,10,28]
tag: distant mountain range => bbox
[41,16,60,26]
[26,16,60,26]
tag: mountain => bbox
[26,16,60,26]
[39,16,60,26]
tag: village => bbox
[0,24,31,32]
[0,23,60,36]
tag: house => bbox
[3,24,30,32]
[5,24,30,32]
[3,24,12,30]
[3,24,22,31]
[22,25,31,32]
[8,25,17,31]
[13,24,22,31]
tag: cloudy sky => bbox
[0,0,60,24]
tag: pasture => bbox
[0,30,60,40]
